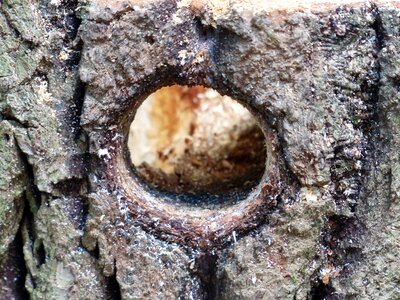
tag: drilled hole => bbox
[128,85,267,197]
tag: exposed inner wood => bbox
[128,85,266,194]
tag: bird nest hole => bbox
[127,85,267,205]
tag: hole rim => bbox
[126,85,268,205]
[107,83,283,250]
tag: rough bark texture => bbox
[0,0,399,299]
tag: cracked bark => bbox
[1,0,400,299]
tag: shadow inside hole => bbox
[127,85,267,206]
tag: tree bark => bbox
[0,0,399,299]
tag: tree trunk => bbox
[1,0,399,299]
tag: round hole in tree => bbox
[128,85,267,201]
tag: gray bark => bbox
[0,0,399,299]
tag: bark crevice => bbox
[307,4,386,298]
[105,264,122,300]
[192,252,218,300]
[0,225,30,300]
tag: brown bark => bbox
[0,0,399,299]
